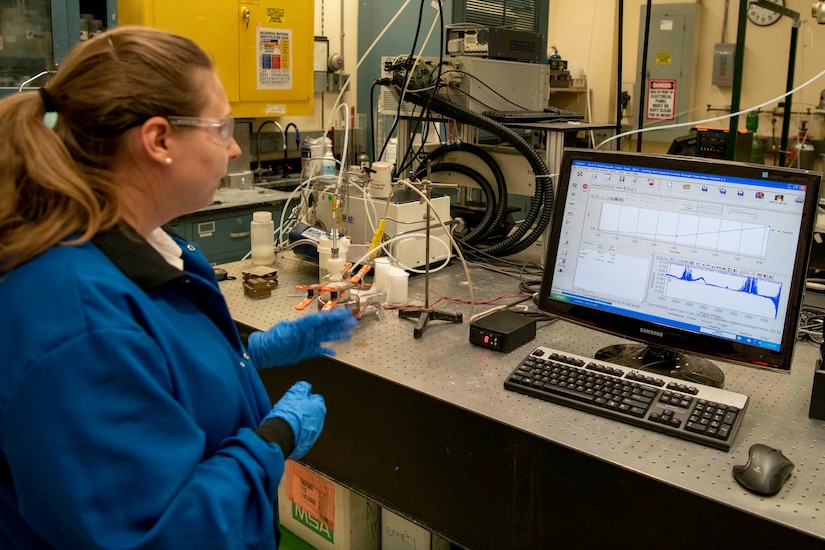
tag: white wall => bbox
[291,0,825,164]
[278,0,360,134]
[549,0,825,161]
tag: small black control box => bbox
[469,310,537,352]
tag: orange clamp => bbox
[350,264,372,284]
[295,284,322,310]
[319,286,339,311]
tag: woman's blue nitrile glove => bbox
[262,381,326,460]
[247,308,357,368]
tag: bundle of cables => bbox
[383,59,553,258]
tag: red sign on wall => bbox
[646,79,677,121]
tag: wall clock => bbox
[747,0,784,26]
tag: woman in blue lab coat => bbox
[0,26,355,549]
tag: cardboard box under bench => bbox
[278,461,380,550]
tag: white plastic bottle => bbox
[250,211,275,265]
[321,143,336,182]
[300,137,314,180]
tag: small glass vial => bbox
[250,211,275,265]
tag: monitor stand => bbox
[594,344,725,388]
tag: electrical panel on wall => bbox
[712,43,736,87]
[118,0,314,118]
[633,3,701,143]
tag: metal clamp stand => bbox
[398,168,463,338]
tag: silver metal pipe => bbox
[255,120,286,182]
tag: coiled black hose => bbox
[412,143,507,244]
[413,161,496,245]
[395,82,553,256]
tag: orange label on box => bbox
[285,461,335,529]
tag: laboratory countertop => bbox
[218,250,825,544]
[198,186,294,213]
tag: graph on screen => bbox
[598,203,770,258]
[663,263,781,319]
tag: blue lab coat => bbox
[0,224,286,549]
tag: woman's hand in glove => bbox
[248,308,357,368]
[256,381,326,460]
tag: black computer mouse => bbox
[732,444,795,496]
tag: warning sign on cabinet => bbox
[257,28,292,90]
[646,79,676,121]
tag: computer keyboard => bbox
[482,106,585,124]
[504,346,749,451]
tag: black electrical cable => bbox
[394,66,448,177]
[439,70,532,111]
[412,142,508,244]
[377,0,427,165]
[395,110,434,177]
[380,82,435,175]
[397,79,552,256]
[379,0,549,256]
[369,78,385,164]
[437,1,444,80]
[381,0,445,176]
[399,65,529,168]
[436,86,504,114]
[377,76,413,165]
[385,0,446,178]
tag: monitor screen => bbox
[538,148,821,387]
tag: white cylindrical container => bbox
[368,161,393,198]
[386,267,410,305]
[324,255,346,279]
[250,211,275,265]
[317,234,350,279]
[373,257,393,292]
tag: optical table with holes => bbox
[218,251,825,550]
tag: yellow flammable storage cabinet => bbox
[118,0,314,117]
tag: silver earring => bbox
[164,157,173,166]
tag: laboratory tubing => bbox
[250,211,275,265]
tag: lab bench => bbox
[218,251,825,550]
[169,187,293,264]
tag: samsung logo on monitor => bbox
[640,327,664,338]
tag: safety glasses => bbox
[167,115,235,145]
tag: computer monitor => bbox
[538,148,821,387]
